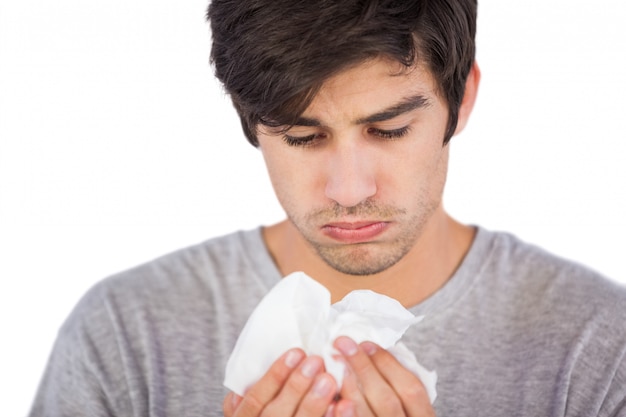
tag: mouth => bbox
[321,221,390,244]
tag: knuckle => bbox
[372,349,396,368]
[261,359,293,389]
[282,369,313,394]
[399,382,427,402]
[378,393,403,414]
[240,390,266,414]
[259,403,279,417]
[350,356,377,375]
[266,366,287,386]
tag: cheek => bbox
[380,141,448,190]
[262,153,291,196]
[420,146,449,206]
[261,149,320,212]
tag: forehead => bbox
[303,58,441,122]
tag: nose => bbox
[324,141,377,208]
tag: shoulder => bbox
[33,229,275,414]
[472,229,626,415]
[63,228,279,339]
[94,228,274,298]
[482,228,626,311]
[475,228,626,348]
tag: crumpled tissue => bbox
[223,272,437,403]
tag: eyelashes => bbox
[282,133,319,147]
[282,126,411,148]
[368,126,410,140]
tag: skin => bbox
[224,57,481,416]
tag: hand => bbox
[223,348,338,417]
[331,336,435,417]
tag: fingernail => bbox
[360,342,377,356]
[324,404,336,417]
[284,349,304,369]
[335,336,358,356]
[312,375,333,397]
[301,357,322,378]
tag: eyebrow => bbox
[292,94,431,127]
[356,94,431,124]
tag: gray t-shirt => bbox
[29,227,626,416]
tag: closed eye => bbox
[282,133,323,148]
[282,126,409,147]
[367,126,411,140]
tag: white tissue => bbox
[223,272,437,403]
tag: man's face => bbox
[257,58,452,276]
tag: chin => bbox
[315,244,408,276]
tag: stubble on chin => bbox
[288,200,434,276]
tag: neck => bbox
[262,207,475,307]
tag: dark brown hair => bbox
[207,0,477,146]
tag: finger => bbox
[261,355,325,416]
[333,399,356,417]
[334,336,405,416]
[223,392,243,417]
[235,348,305,416]
[361,342,434,417]
[294,373,337,416]
[338,364,374,417]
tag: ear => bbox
[453,61,481,136]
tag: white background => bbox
[1,0,625,414]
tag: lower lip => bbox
[321,222,389,244]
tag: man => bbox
[30,1,626,416]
